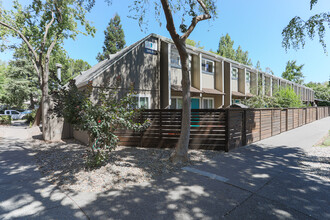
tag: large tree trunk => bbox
[41,65,51,141]
[170,41,191,163]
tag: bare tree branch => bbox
[160,0,180,42]
[181,0,211,40]
[0,20,38,62]
[41,12,55,52]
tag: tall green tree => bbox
[235,46,252,66]
[282,0,330,53]
[217,33,235,60]
[2,58,40,109]
[0,60,7,100]
[217,33,252,65]
[96,13,125,62]
[0,0,95,140]
[282,60,305,84]
[130,0,217,163]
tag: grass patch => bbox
[315,130,330,147]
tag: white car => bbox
[0,110,25,120]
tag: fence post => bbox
[242,109,247,146]
[159,110,162,141]
[225,109,230,152]
[271,109,273,136]
[140,112,143,147]
[286,109,289,131]
[259,110,262,140]
[305,108,307,124]
[316,107,319,120]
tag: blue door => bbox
[191,98,200,127]
[191,98,200,109]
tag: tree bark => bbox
[170,40,190,163]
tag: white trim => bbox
[202,57,215,75]
[133,94,151,109]
[231,67,238,80]
[202,97,214,109]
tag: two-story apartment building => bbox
[74,33,314,109]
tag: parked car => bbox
[0,110,25,120]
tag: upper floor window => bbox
[231,67,238,80]
[246,72,250,83]
[202,58,214,74]
[170,45,181,68]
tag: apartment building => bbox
[74,33,314,109]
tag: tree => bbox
[305,81,330,101]
[255,60,262,71]
[2,57,40,109]
[235,46,252,66]
[130,0,217,163]
[217,33,252,65]
[265,67,274,75]
[282,0,330,53]
[282,60,305,84]
[0,0,95,140]
[0,60,7,101]
[96,13,125,62]
[186,39,204,49]
[217,33,235,60]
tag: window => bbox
[203,98,214,109]
[246,72,250,83]
[170,97,182,109]
[170,45,181,68]
[133,94,150,109]
[231,67,238,80]
[202,59,214,74]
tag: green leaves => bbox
[96,14,126,62]
[282,60,305,85]
[282,1,329,53]
[217,33,252,66]
[52,79,150,168]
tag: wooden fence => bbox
[116,107,330,151]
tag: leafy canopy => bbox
[217,33,252,66]
[96,13,126,62]
[282,0,330,53]
[281,60,305,85]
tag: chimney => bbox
[55,63,62,82]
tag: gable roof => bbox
[74,34,154,88]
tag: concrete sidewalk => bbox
[65,117,330,220]
[0,126,87,219]
[0,117,329,219]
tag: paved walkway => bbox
[0,125,87,219]
[0,117,329,219]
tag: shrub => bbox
[24,109,37,126]
[0,115,11,125]
[274,87,303,108]
[52,79,150,168]
[243,87,303,108]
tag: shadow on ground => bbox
[0,136,85,219]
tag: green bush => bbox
[0,115,11,125]
[243,87,303,108]
[274,87,303,108]
[24,109,37,126]
[51,80,150,169]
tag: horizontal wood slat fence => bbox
[117,107,330,151]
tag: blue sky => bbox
[1,0,329,83]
